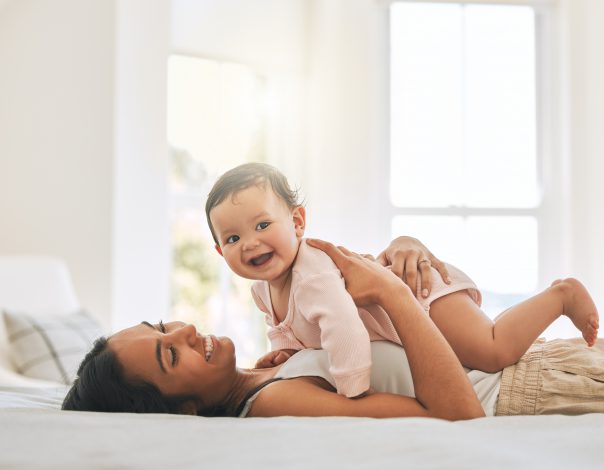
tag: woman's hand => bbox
[377,236,451,298]
[306,239,406,307]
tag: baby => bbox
[206,163,599,397]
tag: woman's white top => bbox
[239,341,501,417]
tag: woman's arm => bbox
[249,376,446,418]
[378,236,451,298]
[302,238,484,420]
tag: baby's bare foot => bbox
[552,278,599,346]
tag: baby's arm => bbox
[254,318,305,369]
[295,272,372,398]
[255,349,299,368]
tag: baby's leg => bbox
[429,279,599,372]
[429,292,506,372]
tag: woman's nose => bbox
[169,323,198,346]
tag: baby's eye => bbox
[256,222,270,231]
[226,235,240,244]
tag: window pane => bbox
[390,3,538,208]
[392,215,538,316]
[464,6,538,207]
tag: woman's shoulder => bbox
[245,376,334,417]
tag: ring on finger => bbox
[418,259,430,266]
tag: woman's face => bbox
[108,321,237,408]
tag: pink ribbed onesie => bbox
[251,240,481,397]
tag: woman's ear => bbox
[292,206,306,238]
[215,244,223,256]
[180,400,199,416]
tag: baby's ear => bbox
[293,206,306,238]
[215,244,223,256]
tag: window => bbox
[167,55,269,366]
[390,2,566,332]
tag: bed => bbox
[1,386,604,468]
[1,256,603,469]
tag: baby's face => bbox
[210,185,305,283]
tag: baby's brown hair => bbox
[205,162,301,245]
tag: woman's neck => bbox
[224,365,282,415]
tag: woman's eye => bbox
[226,235,240,244]
[256,222,270,230]
[169,346,177,366]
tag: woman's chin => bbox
[219,336,236,357]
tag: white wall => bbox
[564,0,604,307]
[0,0,171,330]
[304,0,390,255]
[171,0,307,73]
[112,0,171,330]
[0,0,115,326]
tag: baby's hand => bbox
[255,349,298,368]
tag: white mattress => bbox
[0,386,603,469]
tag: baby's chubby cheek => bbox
[224,255,241,270]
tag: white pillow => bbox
[2,310,103,385]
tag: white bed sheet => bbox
[0,386,602,469]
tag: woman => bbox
[63,238,604,419]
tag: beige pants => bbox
[496,338,604,415]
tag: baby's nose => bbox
[242,238,260,250]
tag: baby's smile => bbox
[250,252,273,266]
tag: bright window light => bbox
[390,3,538,208]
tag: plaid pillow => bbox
[2,310,103,385]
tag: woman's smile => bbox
[204,335,216,362]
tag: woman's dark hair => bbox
[62,337,229,416]
[205,162,301,245]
